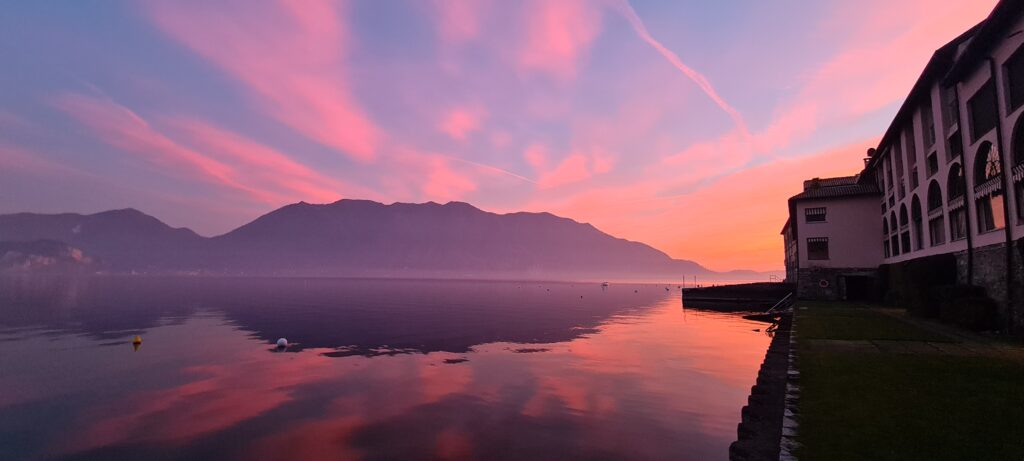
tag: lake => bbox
[0,276,771,460]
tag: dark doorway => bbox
[843,276,873,301]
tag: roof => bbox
[944,0,1024,84]
[865,22,985,172]
[802,175,859,190]
[788,184,880,202]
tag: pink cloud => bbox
[147,0,381,161]
[50,93,375,209]
[432,0,486,45]
[518,0,603,81]
[387,147,480,202]
[526,145,616,189]
[439,106,486,141]
[524,144,548,171]
[424,157,477,200]
[166,118,368,203]
[51,93,273,202]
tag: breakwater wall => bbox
[729,313,793,460]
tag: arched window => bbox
[927,180,943,211]
[882,217,891,258]
[911,195,923,250]
[973,142,1002,185]
[972,142,1006,232]
[889,211,900,255]
[947,163,965,201]
[947,163,967,240]
[927,180,946,245]
[899,204,911,252]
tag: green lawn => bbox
[795,304,1024,461]
[798,305,952,342]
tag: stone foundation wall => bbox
[795,267,878,301]
[952,238,1024,332]
[1013,238,1024,332]
[913,239,1024,333]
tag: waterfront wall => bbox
[879,238,1024,333]
[729,314,792,461]
[795,267,880,301]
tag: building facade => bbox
[783,177,881,301]
[786,0,1024,331]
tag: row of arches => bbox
[882,111,1024,258]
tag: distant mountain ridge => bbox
[0,199,771,281]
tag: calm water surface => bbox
[0,277,771,460]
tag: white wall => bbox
[797,196,882,268]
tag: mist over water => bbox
[0,276,771,460]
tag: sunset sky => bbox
[0,0,999,272]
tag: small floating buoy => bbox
[132,335,142,352]
[276,338,288,348]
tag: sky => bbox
[0,0,999,272]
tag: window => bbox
[947,163,965,201]
[910,166,919,190]
[950,208,967,241]
[929,215,946,246]
[906,125,917,164]
[1006,45,1024,113]
[922,99,936,146]
[948,130,963,162]
[883,240,891,258]
[1014,115,1024,167]
[886,157,894,190]
[927,180,943,212]
[894,142,904,177]
[973,142,1006,233]
[927,152,939,177]
[807,237,829,260]
[977,194,1007,232]
[805,207,827,223]
[1016,180,1024,224]
[968,81,998,142]
[1014,118,1024,223]
[942,86,959,129]
[974,142,1003,184]
[899,204,911,251]
[946,162,968,241]
[911,196,923,250]
[926,179,946,245]
[891,235,901,256]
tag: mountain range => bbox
[0,199,771,281]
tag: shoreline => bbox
[729,313,793,460]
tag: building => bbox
[785,0,1024,332]
[782,176,881,301]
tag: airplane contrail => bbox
[442,155,538,184]
[611,0,750,138]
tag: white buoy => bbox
[276,338,288,348]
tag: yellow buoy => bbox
[132,335,142,345]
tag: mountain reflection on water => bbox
[0,276,771,461]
